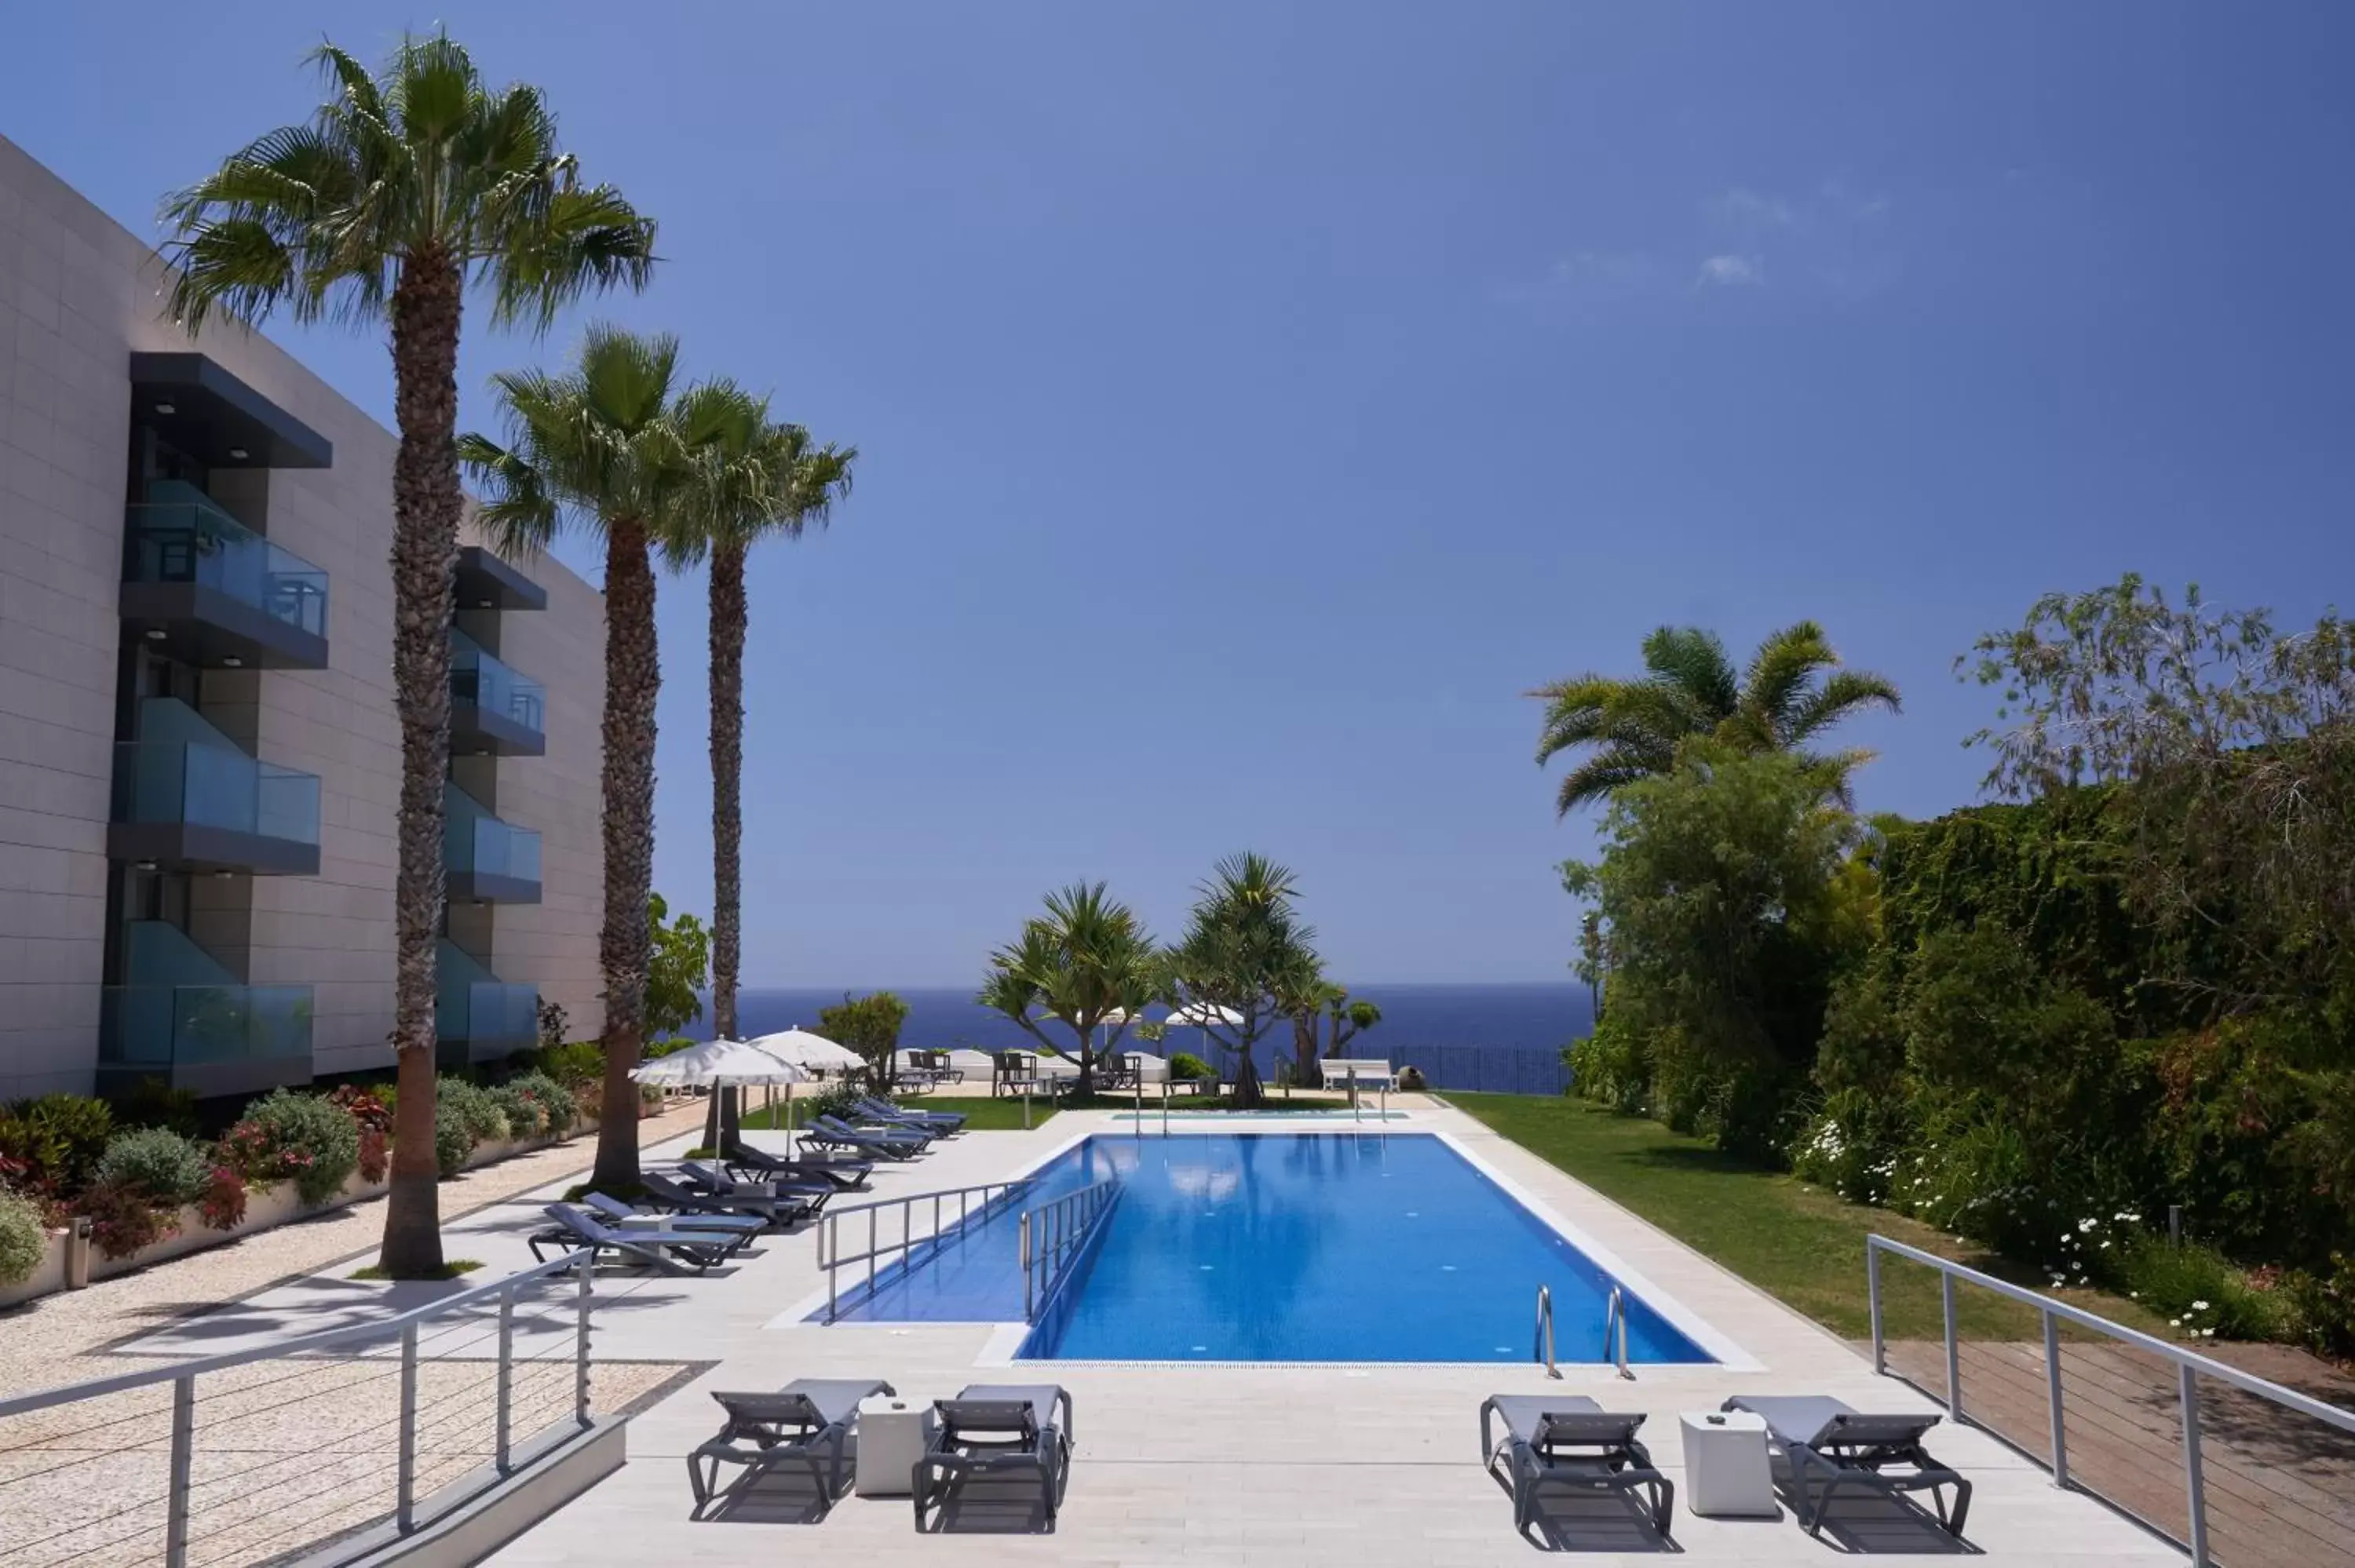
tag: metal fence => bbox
[0,1252,601,1568]
[1867,1234,2355,1568]
[816,1177,1031,1322]
[1200,1042,1570,1096]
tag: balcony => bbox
[119,496,330,669]
[450,631,546,757]
[109,699,321,876]
[455,545,548,612]
[100,983,314,1098]
[436,941,538,1067]
[444,784,542,903]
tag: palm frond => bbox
[1639,625,1739,718]
[1740,621,1838,737]
[1554,747,1659,817]
[1785,667,1903,744]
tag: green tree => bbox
[1565,742,1868,1154]
[1530,622,1900,816]
[1165,854,1315,1108]
[818,992,913,1090]
[645,894,710,1041]
[980,884,1159,1096]
[461,326,744,1188]
[162,33,654,1276]
[670,418,855,1043]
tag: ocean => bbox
[685,983,1594,1095]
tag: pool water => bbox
[824,1132,1713,1364]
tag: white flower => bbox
[2200,1328,2214,1338]
[2191,1300,2210,1311]
[2079,1218,2098,1232]
[2170,1318,2182,1327]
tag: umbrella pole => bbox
[701,1084,722,1155]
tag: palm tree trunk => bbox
[376,250,462,1278]
[592,516,660,1189]
[708,542,746,1043]
[1292,1012,1322,1088]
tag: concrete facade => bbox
[0,132,605,1099]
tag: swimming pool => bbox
[821,1132,1717,1365]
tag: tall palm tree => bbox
[981,883,1160,1095]
[161,33,654,1275]
[669,418,856,1044]
[459,326,746,1189]
[1167,853,1315,1108]
[1530,622,1900,816]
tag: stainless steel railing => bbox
[1534,1284,1559,1377]
[816,1177,1032,1322]
[0,1250,598,1568]
[1603,1284,1634,1380]
[1020,1178,1122,1321]
[1866,1233,2355,1567]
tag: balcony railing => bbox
[451,633,546,755]
[100,985,313,1094]
[125,501,329,636]
[111,740,322,875]
[437,979,539,1061]
[444,792,542,903]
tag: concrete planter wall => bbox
[0,1115,603,1311]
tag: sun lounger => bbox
[856,1096,967,1134]
[581,1189,767,1238]
[1721,1395,1970,1538]
[1479,1395,1673,1536]
[529,1202,747,1273]
[686,1377,895,1516]
[649,1168,822,1226]
[804,1115,927,1160]
[912,1383,1074,1530]
[719,1140,872,1189]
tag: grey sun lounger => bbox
[582,1189,767,1238]
[686,1377,895,1517]
[1479,1395,1673,1537]
[718,1140,873,1189]
[805,1115,928,1160]
[1722,1395,1970,1538]
[856,1096,967,1134]
[913,1383,1075,1530]
[660,1165,827,1225]
[529,1203,747,1273]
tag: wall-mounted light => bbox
[213,870,235,881]
[476,600,495,609]
[153,402,176,415]
[221,656,243,669]
[227,446,249,461]
[133,859,159,872]
[144,629,166,641]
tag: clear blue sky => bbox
[8,4,2352,986]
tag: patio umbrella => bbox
[743,1030,864,1148]
[1163,1003,1243,1078]
[630,1037,812,1152]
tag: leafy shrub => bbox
[104,1077,201,1137]
[229,1089,360,1205]
[2120,1236,2285,1341]
[433,1103,476,1178]
[2280,1253,2355,1358]
[488,1085,549,1140]
[531,1041,605,1089]
[81,1178,177,1260]
[327,1084,392,1133]
[803,1082,867,1124]
[1790,1088,1909,1207]
[95,1128,212,1207]
[0,1188,46,1285]
[436,1080,509,1146]
[0,1094,115,1196]
[1167,1052,1213,1082]
[356,1125,389,1184]
[502,1072,579,1135]
[197,1165,247,1231]
[1395,1066,1428,1091]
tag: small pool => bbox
[822,1132,1716,1365]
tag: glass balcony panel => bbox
[124,500,330,638]
[100,984,314,1067]
[450,633,546,738]
[436,974,539,1049]
[114,741,322,848]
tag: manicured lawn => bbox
[738,1096,1061,1132]
[1449,1093,2167,1343]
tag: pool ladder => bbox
[1532,1285,1634,1380]
[1534,1285,1560,1378]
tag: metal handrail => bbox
[1020,1178,1122,1321]
[0,1249,597,1567]
[817,1176,1032,1322]
[1866,1233,2355,1567]
[1603,1284,1634,1380]
[1534,1284,1559,1378]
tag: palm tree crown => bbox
[981,883,1160,1094]
[1531,622,1900,816]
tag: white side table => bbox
[853,1395,937,1497]
[1681,1409,1777,1517]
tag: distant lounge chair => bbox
[1721,1395,1970,1538]
[530,1203,747,1273]
[581,1189,768,1238]
[856,1096,967,1134]
[805,1115,927,1160]
[651,1167,823,1227]
[912,1383,1074,1530]
[1479,1395,1673,1537]
[686,1377,895,1517]
[719,1140,871,1190]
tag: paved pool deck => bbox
[452,1099,2185,1566]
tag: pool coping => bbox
[772,1118,1761,1373]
